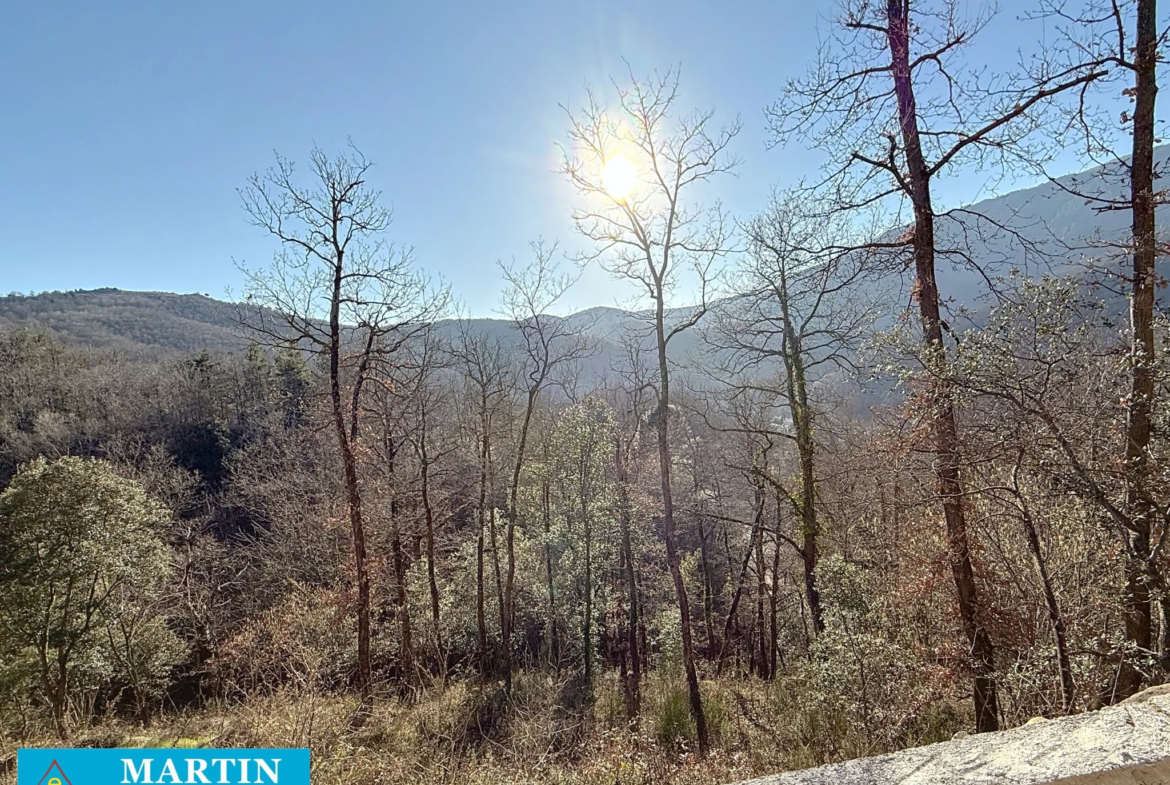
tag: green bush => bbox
[0,456,182,733]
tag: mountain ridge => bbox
[3,150,1165,361]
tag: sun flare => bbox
[602,153,637,201]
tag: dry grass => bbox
[0,672,964,785]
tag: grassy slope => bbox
[0,673,967,785]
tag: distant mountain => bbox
[898,147,1169,311]
[0,288,703,382]
[0,289,248,356]
[1,151,1163,371]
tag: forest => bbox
[1,1,1167,783]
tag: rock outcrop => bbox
[736,686,1170,785]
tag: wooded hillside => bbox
[1,3,1167,784]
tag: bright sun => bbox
[602,153,637,201]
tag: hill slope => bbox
[0,288,248,355]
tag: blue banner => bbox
[17,749,310,785]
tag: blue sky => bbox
[0,1,1134,316]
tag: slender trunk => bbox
[476,533,487,668]
[582,479,594,694]
[485,434,505,655]
[698,518,716,651]
[391,520,413,680]
[388,437,413,682]
[616,437,641,717]
[418,406,442,665]
[779,268,825,635]
[504,386,540,687]
[654,293,708,754]
[1012,456,1075,711]
[791,392,823,635]
[755,525,768,678]
[717,484,763,674]
[328,262,371,703]
[1022,508,1075,712]
[722,519,739,666]
[542,478,559,668]
[1119,0,1158,698]
[476,400,489,670]
[488,505,507,676]
[770,524,783,676]
[1160,594,1170,672]
[49,657,68,738]
[639,596,650,672]
[887,0,999,732]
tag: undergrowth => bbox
[0,672,969,785]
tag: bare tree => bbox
[239,145,446,705]
[497,239,595,690]
[768,0,1106,733]
[404,332,456,679]
[561,68,740,754]
[1028,0,1168,697]
[706,192,884,638]
[368,339,444,688]
[1113,0,1161,695]
[448,321,512,674]
[1004,447,1077,714]
[603,333,656,718]
[950,274,1165,707]
[373,383,416,685]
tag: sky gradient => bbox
[0,1,1135,316]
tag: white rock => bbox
[734,687,1170,785]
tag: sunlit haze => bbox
[602,153,638,203]
[0,1,1148,315]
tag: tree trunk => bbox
[488,505,507,676]
[755,524,768,678]
[582,484,594,694]
[418,406,443,673]
[328,263,372,704]
[616,437,641,717]
[717,483,764,674]
[387,437,413,683]
[1012,455,1075,712]
[476,402,489,671]
[778,265,825,635]
[1024,509,1075,712]
[654,293,709,754]
[484,423,505,660]
[542,478,559,668]
[504,386,540,688]
[390,520,413,680]
[886,0,999,732]
[47,650,69,738]
[1118,0,1158,699]
[698,517,716,652]
[770,523,783,676]
[1160,592,1170,673]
